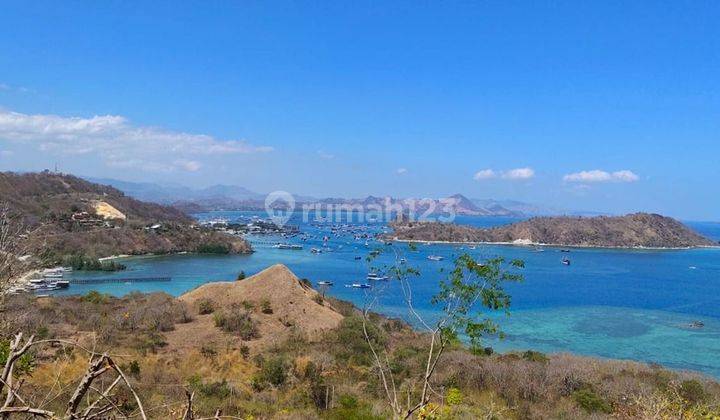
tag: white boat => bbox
[311,248,322,254]
[367,273,389,281]
[273,243,303,250]
[346,283,372,289]
[427,255,444,261]
[317,281,334,286]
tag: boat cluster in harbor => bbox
[8,267,71,295]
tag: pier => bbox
[69,276,172,284]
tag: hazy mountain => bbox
[91,178,537,217]
[87,178,264,203]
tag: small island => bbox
[389,213,716,249]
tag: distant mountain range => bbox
[87,178,265,203]
[87,177,590,218]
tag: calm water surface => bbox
[56,212,720,377]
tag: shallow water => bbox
[54,212,720,377]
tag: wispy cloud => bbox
[473,167,534,181]
[563,169,639,183]
[0,109,273,173]
[0,83,31,93]
[396,168,408,175]
[473,169,496,180]
[317,150,335,160]
[502,167,535,180]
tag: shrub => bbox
[198,299,215,315]
[125,360,141,379]
[299,278,312,288]
[522,350,549,363]
[83,290,109,304]
[62,255,126,271]
[680,379,708,405]
[236,270,246,280]
[260,357,288,387]
[260,299,273,314]
[239,344,250,359]
[251,356,288,390]
[198,380,231,398]
[213,309,259,340]
[326,395,384,420]
[200,345,217,358]
[446,387,463,406]
[332,316,387,365]
[573,388,612,414]
[313,294,324,305]
[0,340,34,376]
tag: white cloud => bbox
[0,83,31,93]
[317,150,335,160]
[563,169,639,183]
[611,170,640,182]
[502,167,535,180]
[0,110,273,173]
[174,159,202,172]
[396,168,408,175]
[473,169,496,180]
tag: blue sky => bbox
[0,1,719,220]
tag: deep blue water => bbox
[54,212,720,377]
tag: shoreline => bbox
[389,237,720,251]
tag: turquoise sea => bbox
[56,212,720,377]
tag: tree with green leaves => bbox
[361,244,524,419]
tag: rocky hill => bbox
[173,264,344,351]
[0,171,251,265]
[390,213,716,248]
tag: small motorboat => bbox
[367,273,389,281]
[354,256,363,260]
[311,248,322,254]
[273,243,303,250]
[427,255,444,261]
[690,320,705,329]
[561,258,571,266]
[346,283,372,289]
[317,281,334,286]
[560,249,571,253]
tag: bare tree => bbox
[362,245,524,419]
[0,332,148,419]
[0,203,29,335]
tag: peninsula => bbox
[389,213,716,248]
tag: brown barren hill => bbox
[169,264,344,353]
